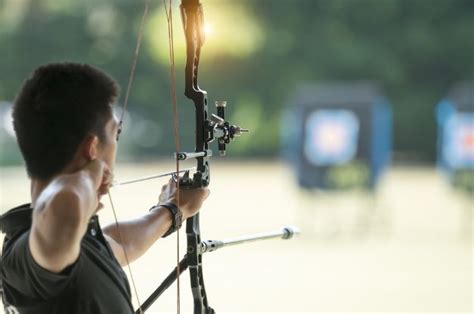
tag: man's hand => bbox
[158,174,210,220]
[81,159,113,194]
[81,159,113,211]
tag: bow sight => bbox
[212,101,249,156]
[176,100,248,161]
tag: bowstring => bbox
[164,0,182,313]
[109,0,151,313]
[118,0,151,140]
[108,193,143,314]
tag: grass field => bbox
[0,161,472,313]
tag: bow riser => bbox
[181,1,214,313]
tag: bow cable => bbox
[108,0,183,313]
[164,0,182,313]
[107,0,152,313]
[117,0,151,141]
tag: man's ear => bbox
[82,135,99,161]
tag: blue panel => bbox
[436,100,456,174]
[370,100,392,187]
[280,107,300,165]
[443,113,474,169]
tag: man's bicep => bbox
[29,191,85,273]
[103,233,128,266]
[29,218,81,274]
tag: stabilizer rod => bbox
[135,226,299,313]
[200,226,300,254]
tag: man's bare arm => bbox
[103,208,173,266]
[103,179,209,266]
[29,161,107,273]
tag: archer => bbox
[0,63,210,314]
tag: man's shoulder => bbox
[1,204,34,285]
[0,203,32,236]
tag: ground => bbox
[0,161,472,313]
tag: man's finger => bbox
[171,173,178,183]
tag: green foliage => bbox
[251,0,474,161]
[452,169,474,194]
[327,161,371,190]
[0,0,472,162]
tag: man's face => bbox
[97,115,119,172]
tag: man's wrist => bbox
[154,202,183,237]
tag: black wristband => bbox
[158,202,183,238]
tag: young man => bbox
[0,63,209,313]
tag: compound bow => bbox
[114,1,297,313]
[137,1,247,313]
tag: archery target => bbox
[304,109,360,166]
[443,113,474,168]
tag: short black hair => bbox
[13,63,120,180]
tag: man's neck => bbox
[30,178,52,208]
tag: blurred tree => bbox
[249,0,474,160]
[0,0,472,162]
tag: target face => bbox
[304,110,359,166]
[443,113,474,168]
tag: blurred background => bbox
[0,0,472,313]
